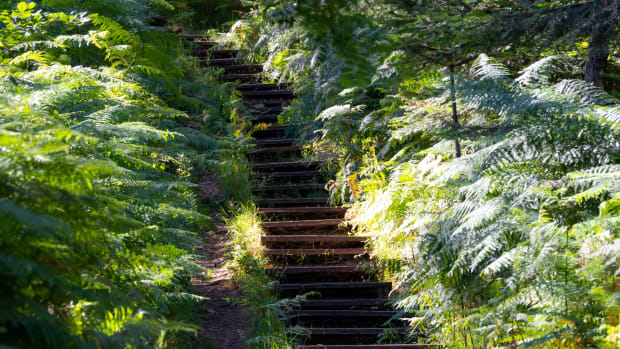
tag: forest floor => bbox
[191,226,249,349]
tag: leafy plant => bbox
[0,1,246,348]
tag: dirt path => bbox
[191,228,249,349]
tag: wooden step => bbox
[252,183,325,191]
[277,282,390,291]
[297,345,440,349]
[250,145,302,155]
[253,139,296,147]
[261,235,365,243]
[248,106,284,114]
[194,49,238,57]
[244,98,292,106]
[236,82,292,91]
[253,170,322,178]
[242,90,294,98]
[265,248,370,256]
[220,73,262,81]
[266,265,373,283]
[217,64,263,72]
[260,211,343,226]
[300,328,412,345]
[248,114,280,122]
[292,309,400,328]
[252,125,288,138]
[263,235,365,250]
[266,265,362,275]
[293,310,396,319]
[258,197,329,207]
[252,160,320,170]
[180,34,208,40]
[193,40,217,47]
[259,207,347,216]
[277,282,391,299]
[300,299,387,309]
[208,58,241,65]
[262,219,344,229]
[303,327,403,335]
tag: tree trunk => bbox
[585,29,611,88]
[585,0,615,87]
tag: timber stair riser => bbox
[194,49,238,58]
[246,115,281,123]
[254,138,296,145]
[257,198,330,208]
[267,270,374,283]
[250,145,303,155]
[253,171,323,179]
[209,65,264,73]
[207,58,241,65]
[259,207,348,220]
[277,282,391,299]
[265,248,371,256]
[252,160,322,170]
[300,299,390,309]
[252,184,325,193]
[298,345,441,349]
[265,243,367,250]
[236,82,292,91]
[262,219,344,229]
[261,235,366,242]
[252,126,288,138]
[300,329,415,346]
[243,98,294,106]
[261,219,347,234]
[241,90,295,98]
[247,106,285,113]
[220,74,262,82]
[266,249,371,265]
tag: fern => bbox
[0,2,244,347]
[515,55,562,87]
[471,54,511,82]
[330,53,620,348]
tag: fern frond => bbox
[471,54,510,82]
[516,55,562,87]
[594,106,620,128]
[9,41,64,52]
[551,79,615,106]
[481,245,526,277]
[8,51,50,67]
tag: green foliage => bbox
[0,1,247,348]
[236,2,620,347]
[348,56,620,348]
[0,54,201,349]
[168,0,248,30]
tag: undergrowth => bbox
[224,1,620,348]
[0,1,249,348]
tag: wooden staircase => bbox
[181,32,438,349]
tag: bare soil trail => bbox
[191,229,249,349]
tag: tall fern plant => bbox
[0,1,245,348]
[351,55,620,348]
